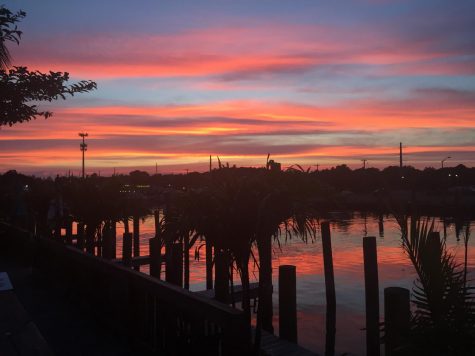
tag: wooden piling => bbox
[363,236,380,356]
[427,231,441,263]
[111,221,117,259]
[149,237,161,278]
[65,219,73,245]
[154,209,160,232]
[384,287,410,356]
[103,221,117,260]
[97,227,103,257]
[85,224,95,255]
[102,221,110,259]
[206,239,213,290]
[77,222,85,250]
[123,232,132,267]
[214,249,229,303]
[54,219,61,240]
[378,215,384,237]
[321,222,336,356]
[166,242,183,287]
[258,236,274,334]
[279,265,297,343]
[133,216,140,258]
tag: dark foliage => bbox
[0,5,97,126]
[0,5,25,69]
[1,66,97,126]
[395,216,475,355]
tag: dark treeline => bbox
[111,164,475,192]
[1,164,475,221]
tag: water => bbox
[103,213,475,355]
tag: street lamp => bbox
[441,156,451,169]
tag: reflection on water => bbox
[112,213,475,355]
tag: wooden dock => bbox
[4,224,320,355]
[259,329,318,356]
[196,282,260,304]
[0,273,53,356]
[35,236,250,355]
[196,283,317,356]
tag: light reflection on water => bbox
[111,213,474,355]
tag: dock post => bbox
[54,218,61,240]
[214,249,229,302]
[123,232,132,267]
[111,221,117,259]
[102,221,110,259]
[85,224,95,255]
[184,236,190,290]
[166,242,183,287]
[65,218,73,245]
[77,222,85,250]
[154,209,160,235]
[279,265,297,343]
[321,222,336,355]
[149,236,161,278]
[384,287,410,356]
[97,225,103,257]
[427,231,442,265]
[133,215,140,258]
[103,220,117,259]
[258,236,274,333]
[363,236,380,356]
[206,238,213,290]
[378,215,384,237]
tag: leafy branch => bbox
[0,66,97,125]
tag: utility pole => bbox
[361,159,368,169]
[209,155,212,173]
[79,132,88,179]
[399,142,403,169]
[155,162,158,175]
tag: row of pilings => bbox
[52,210,416,355]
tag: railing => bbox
[35,237,250,356]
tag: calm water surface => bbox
[101,213,475,355]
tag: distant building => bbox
[267,159,281,171]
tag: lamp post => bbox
[441,156,451,169]
[361,159,368,169]
[79,132,88,178]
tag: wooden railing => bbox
[35,237,250,356]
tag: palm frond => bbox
[394,214,475,354]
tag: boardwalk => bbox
[2,222,321,355]
[0,281,53,356]
[259,330,318,356]
[196,282,260,304]
[197,283,318,356]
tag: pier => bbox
[2,222,321,355]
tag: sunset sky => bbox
[2,0,474,175]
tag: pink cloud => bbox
[12,23,472,79]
